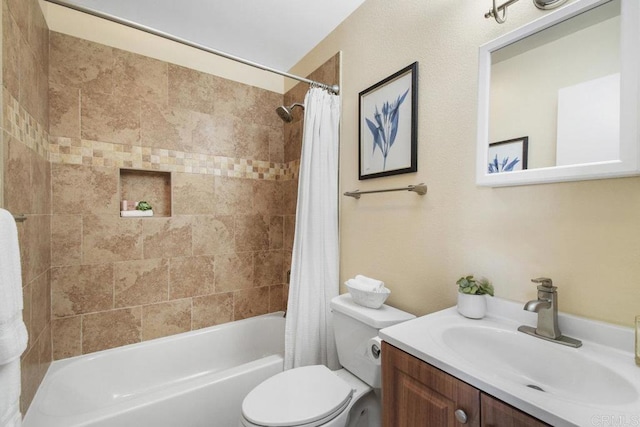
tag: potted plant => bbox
[456,275,494,319]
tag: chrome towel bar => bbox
[344,183,427,199]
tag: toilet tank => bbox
[330,294,415,388]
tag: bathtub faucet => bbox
[517,277,582,348]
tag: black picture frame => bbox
[359,62,418,180]
[487,136,529,174]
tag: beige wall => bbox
[291,0,640,327]
[2,0,52,413]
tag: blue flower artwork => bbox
[488,155,520,173]
[359,62,418,180]
[365,88,410,171]
[486,137,528,174]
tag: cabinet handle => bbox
[454,409,468,424]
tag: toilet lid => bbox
[242,365,354,427]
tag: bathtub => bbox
[23,312,285,427]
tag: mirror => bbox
[476,0,640,187]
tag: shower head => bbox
[276,103,304,123]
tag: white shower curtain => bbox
[284,87,340,370]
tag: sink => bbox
[438,324,637,405]
[379,298,640,427]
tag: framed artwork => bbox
[359,62,418,180]
[488,136,529,173]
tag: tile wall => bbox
[1,0,51,413]
[47,30,339,362]
[48,31,291,359]
[0,0,338,412]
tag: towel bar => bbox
[344,183,427,199]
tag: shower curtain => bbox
[284,87,341,370]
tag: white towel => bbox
[346,275,386,293]
[355,274,385,291]
[0,359,22,426]
[0,209,28,365]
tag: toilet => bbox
[239,293,415,427]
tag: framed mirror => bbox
[476,0,640,187]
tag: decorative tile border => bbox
[4,91,299,181]
[3,91,49,159]
[49,137,300,181]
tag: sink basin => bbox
[379,298,640,427]
[438,324,637,405]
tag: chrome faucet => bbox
[517,277,582,348]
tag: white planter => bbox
[457,292,487,319]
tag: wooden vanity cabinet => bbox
[480,394,548,427]
[382,341,480,426]
[382,342,549,427]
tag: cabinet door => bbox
[382,342,480,427]
[481,393,550,427]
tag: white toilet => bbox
[239,294,415,427]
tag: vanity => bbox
[379,298,639,426]
[381,342,546,426]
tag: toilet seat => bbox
[241,365,354,427]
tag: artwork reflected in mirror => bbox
[488,137,528,174]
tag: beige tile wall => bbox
[0,2,339,414]
[1,0,51,414]
[0,0,339,415]
[49,165,293,358]
[48,33,337,360]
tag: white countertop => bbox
[379,297,640,427]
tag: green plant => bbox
[136,201,152,211]
[456,275,494,296]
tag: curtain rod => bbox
[42,0,340,94]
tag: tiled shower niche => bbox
[120,169,172,217]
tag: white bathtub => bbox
[23,312,285,427]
